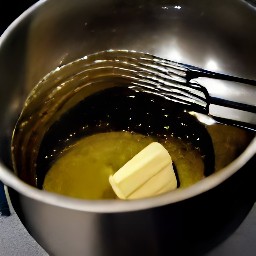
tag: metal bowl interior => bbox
[0,0,256,211]
[0,0,256,255]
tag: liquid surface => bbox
[38,87,253,200]
[43,131,204,199]
[11,50,255,200]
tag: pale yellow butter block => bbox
[128,164,177,199]
[109,142,177,199]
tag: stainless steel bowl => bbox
[0,1,256,255]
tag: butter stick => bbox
[109,142,177,199]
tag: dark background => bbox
[0,1,38,35]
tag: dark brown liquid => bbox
[36,87,215,189]
[36,86,253,194]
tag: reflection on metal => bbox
[243,0,256,9]
[205,59,219,72]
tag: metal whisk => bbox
[83,50,256,130]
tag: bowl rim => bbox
[0,0,256,213]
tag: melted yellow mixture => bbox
[43,131,204,199]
